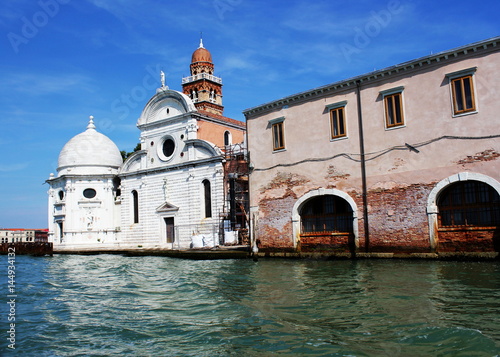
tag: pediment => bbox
[156,201,179,212]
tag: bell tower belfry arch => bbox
[182,39,224,116]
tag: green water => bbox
[1,255,499,356]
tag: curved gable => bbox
[185,139,223,159]
[137,88,197,127]
[120,150,146,174]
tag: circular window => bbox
[157,136,177,161]
[162,138,175,157]
[83,188,97,199]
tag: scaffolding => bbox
[221,143,250,245]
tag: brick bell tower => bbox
[182,39,224,116]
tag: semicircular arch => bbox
[426,172,500,251]
[292,188,358,249]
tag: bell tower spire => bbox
[182,38,224,116]
[199,32,204,48]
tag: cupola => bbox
[57,116,122,176]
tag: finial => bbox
[199,32,204,48]
[87,115,96,130]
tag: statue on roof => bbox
[160,70,166,87]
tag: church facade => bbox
[47,41,247,251]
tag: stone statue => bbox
[160,71,165,87]
[163,178,168,200]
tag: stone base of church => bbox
[53,243,252,259]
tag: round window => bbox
[83,188,97,199]
[162,138,175,158]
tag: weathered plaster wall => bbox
[247,42,500,253]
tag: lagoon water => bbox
[1,254,500,356]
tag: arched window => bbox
[438,180,500,227]
[203,180,212,218]
[132,190,139,223]
[224,131,232,146]
[300,195,353,233]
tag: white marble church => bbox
[47,41,247,251]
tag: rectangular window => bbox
[384,92,404,128]
[451,75,475,115]
[272,121,285,151]
[330,107,346,139]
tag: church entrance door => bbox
[164,217,175,244]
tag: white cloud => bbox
[1,72,96,95]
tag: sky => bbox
[0,0,499,229]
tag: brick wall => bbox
[438,228,499,252]
[366,183,435,252]
[255,182,500,253]
[299,233,354,253]
[257,195,295,248]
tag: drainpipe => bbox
[356,80,370,252]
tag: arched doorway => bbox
[292,189,358,252]
[427,173,500,252]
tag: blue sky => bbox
[0,0,499,228]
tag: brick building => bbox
[244,37,500,254]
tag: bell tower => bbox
[182,39,224,116]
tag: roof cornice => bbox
[118,156,223,178]
[243,36,499,118]
[193,111,246,129]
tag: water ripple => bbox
[1,255,499,356]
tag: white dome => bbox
[57,117,123,176]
